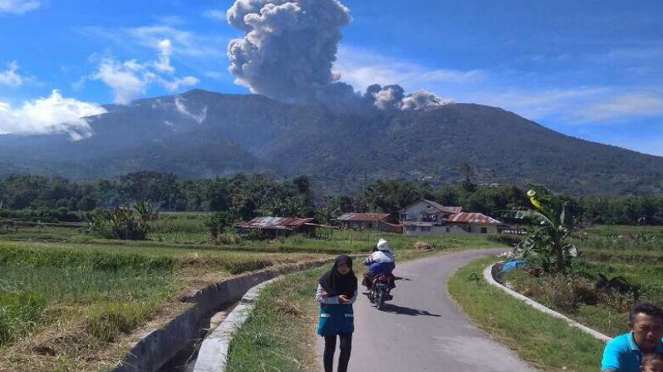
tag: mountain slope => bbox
[1,89,662,195]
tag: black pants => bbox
[323,332,352,372]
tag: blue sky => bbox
[0,0,662,155]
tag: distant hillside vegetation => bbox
[1,89,662,195]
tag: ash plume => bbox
[226,0,451,111]
[402,89,453,110]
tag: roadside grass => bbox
[448,256,605,372]
[0,242,324,372]
[226,267,325,372]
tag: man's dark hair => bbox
[629,303,663,323]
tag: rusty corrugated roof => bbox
[336,213,391,222]
[237,217,315,230]
[445,213,504,225]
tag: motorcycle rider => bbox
[362,238,396,297]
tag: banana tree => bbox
[507,185,578,273]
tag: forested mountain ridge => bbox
[1,89,662,195]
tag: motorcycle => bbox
[368,274,392,310]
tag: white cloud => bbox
[0,0,40,14]
[0,61,23,87]
[0,90,106,139]
[158,75,199,92]
[466,87,610,120]
[120,25,225,59]
[335,46,482,92]
[574,92,663,122]
[203,9,226,21]
[154,39,175,74]
[93,58,150,105]
[466,86,663,124]
[90,39,199,105]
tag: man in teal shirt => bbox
[602,303,663,372]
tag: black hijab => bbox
[319,255,358,297]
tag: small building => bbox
[400,199,507,236]
[399,199,463,225]
[236,217,316,239]
[335,213,402,233]
[445,212,507,234]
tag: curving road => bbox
[317,249,535,372]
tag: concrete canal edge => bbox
[192,277,276,372]
[113,259,332,372]
[482,262,612,343]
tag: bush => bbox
[206,211,236,243]
[89,204,157,240]
[505,267,641,315]
[217,231,242,245]
[243,229,266,241]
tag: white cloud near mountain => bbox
[0,90,106,139]
[91,39,199,105]
[335,46,482,93]
[0,0,40,14]
[0,61,23,87]
[154,39,175,74]
[574,92,663,122]
[93,58,150,105]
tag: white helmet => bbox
[377,238,391,252]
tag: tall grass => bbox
[0,241,321,352]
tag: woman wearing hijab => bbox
[316,255,358,372]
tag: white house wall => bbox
[402,201,449,223]
[404,224,498,236]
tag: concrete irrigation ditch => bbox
[112,259,332,372]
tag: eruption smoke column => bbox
[227,0,353,103]
[226,0,451,110]
[401,90,452,110]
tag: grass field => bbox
[0,240,323,372]
[0,214,498,254]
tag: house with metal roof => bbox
[400,199,507,235]
[400,199,462,225]
[445,212,507,234]
[236,216,317,238]
[334,213,402,233]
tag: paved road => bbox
[317,249,535,372]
